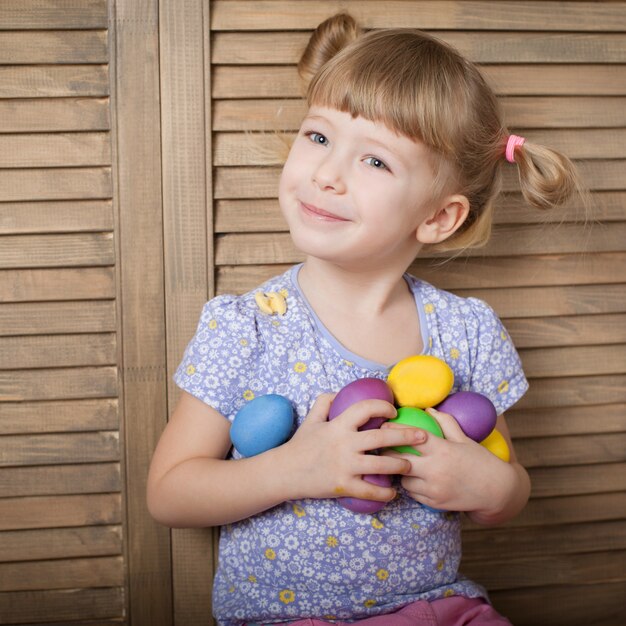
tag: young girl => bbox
[147,13,580,626]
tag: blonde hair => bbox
[297,13,583,252]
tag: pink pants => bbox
[276,596,512,625]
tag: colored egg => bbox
[339,473,391,514]
[329,377,394,431]
[435,391,497,442]
[387,407,443,456]
[230,394,295,457]
[387,355,454,408]
[480,429,510,462]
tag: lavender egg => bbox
[329,378,394,430]
[436,391,497,442]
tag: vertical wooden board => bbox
[159,0,215,624]
[113,0,172,624]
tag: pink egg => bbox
[329,378,394,430]
[338,474,391,514]
[435,391,497,442]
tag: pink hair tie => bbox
[505,135,526,163]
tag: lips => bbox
[300,201,348,221]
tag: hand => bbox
[279,394,427,503]
[382,408,519,516]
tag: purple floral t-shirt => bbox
[174,265,528,625]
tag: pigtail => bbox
[508,139,582,210]
[297,13,362,87]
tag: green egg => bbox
[388,407,444,456]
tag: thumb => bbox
[427,407,467,443]
[305,392,336,423]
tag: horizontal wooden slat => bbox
[0,200,114,235]
[515,432,626,468]
[216,251,626,293]
[0,167,112,202]
[507,314,626,348]
[463,549,626,591]
[0,556,124,592]
[213,97,626,130]
[0,525,122,562]
[0,300,116,336]
[507,404,626,439]
[0,133,111,168]
[0,233,115,269]
[0,494,121,531]
[0,267,116,302]
[0,366,118,401]
[528,463,626,499]
[212,31,626,65]
[0,463,120,498]
[0,0,108,30]
[0,98,110,132]
[0,65,109,98]
[0,432,120,467]
[462,519,626,562]
[491,582,626,626]
[0,333,116,370]
[0,587,124,625]
[0,398,118,435]
[0,30,108,64]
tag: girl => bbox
[147,13,581,626]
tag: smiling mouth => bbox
[300,201,348,221]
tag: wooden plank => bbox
[0,525,122,562]
[507,404,626,438]
[0,556,124,592]
[0,167,112,203]
[0,398,119,435]
[463,549,626,591]
[0,333,116,369]
[114,0,172,624]
[214,129,626,167]
[0,494,121,531]
[0,366,118,402]
[0,432,120,467]
[0,65,109,98]
[0,0,108,30]
[0,300,116,336]
[0,587,124,626]
[515,432,626,468]
[491,582,626,626]
[462,519,626,562]
[0,30,108,64]
[0,463,121,498]
[213,97,626,131]
[0,200,114,235]
[212,31,626,65]
[506,314,626,348]
[0,267,116,302]
[211,1,626,32]
[216,251,626,293]
[0,133,111,168]
[0,98,110,132]
[528,463,626,498]
[0,233,115,269]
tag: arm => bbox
[147,390,422,528]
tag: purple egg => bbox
[339,474,391,514]
[435,391,497,442]
[329,378,394,430]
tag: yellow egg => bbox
[480,429,510,462]
[387,355,454,408]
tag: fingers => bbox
[426,407,467,442]
[304,393,336,423]
[362,423,427,453]
[332,398,398,430]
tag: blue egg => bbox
[230,394,295,457]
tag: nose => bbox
[312,151,346,193]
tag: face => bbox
[279,106,439,272]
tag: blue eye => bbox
[307,132,328,145]
[364,157,388,170]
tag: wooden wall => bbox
[0,1,624,625]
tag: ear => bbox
[416,194,470,244]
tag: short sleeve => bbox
[173,295,263,419]
[464,297,528,415]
